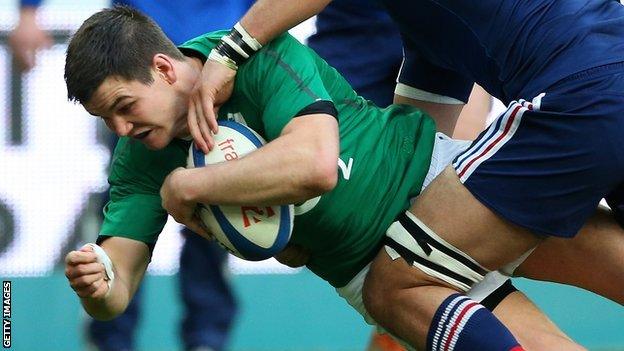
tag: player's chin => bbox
[142,132,170,150]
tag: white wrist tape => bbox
[234,22,262,51]
[85,243,115,296]
[208,48,239,71]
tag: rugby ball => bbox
[187,120,294,261]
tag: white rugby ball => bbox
[187,120,294,261]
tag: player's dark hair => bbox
[64,5,185,104]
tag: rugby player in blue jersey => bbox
[188,1,624,349]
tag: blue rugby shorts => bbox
[453,62,624,237]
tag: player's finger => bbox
[168,205,194,228]
[74,279,100,298]
[213,105,222,124]
[75,279,108,299]
[194,93,214,152]
[200,61,223,136]
[185,220,207,239]
[188,97,208,153]
[65,250,98,266]
[91,279,111,299]
[189,212,212,240]
[70,272,105,289]
[65,262,105,279]
[79,244,95,252]
[200,89,219,135]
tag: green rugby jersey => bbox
[100,31,436,287]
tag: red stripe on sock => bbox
[442,302,480,351]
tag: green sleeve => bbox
[99,193,167,244]
[98,138,187,244]
[237,34,334,140]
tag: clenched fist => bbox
[64,244,110,299]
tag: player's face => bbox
[84,70,189,150]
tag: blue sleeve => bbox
[398,34,473,103]
[20,0,43,7]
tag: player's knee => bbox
[362,276,381,320]
[362,280,398,325]
[362,264,393,322]
[362,255,414,323]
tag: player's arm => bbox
[163,112,338,231]
[239,0,331,45]
[166,35,340,227]
[188,0,332,153]
[64,237,150,320]
[66,139,172,319]
[166,112,339,207]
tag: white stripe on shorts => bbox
[453,100,529,183]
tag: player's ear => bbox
[152,53,177,85]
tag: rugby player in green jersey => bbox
[62,7,617,349]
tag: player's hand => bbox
[275,243,310,268]
[8,8,52,72]
[161,167,210,238]
[188,59,236,154]
[64,245,109,299]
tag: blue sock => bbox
[426,294,524,351]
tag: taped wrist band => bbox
[212,22,263,68]
[233,22,262,51]
[208,48,239,71]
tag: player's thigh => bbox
[516,207,624,304]
[493,290,585,351]
[408,165,542,271]
[413,88,624,272]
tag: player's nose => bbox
[109,116,133,137]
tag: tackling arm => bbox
[189,0,332,153]
[240,0,331,45]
